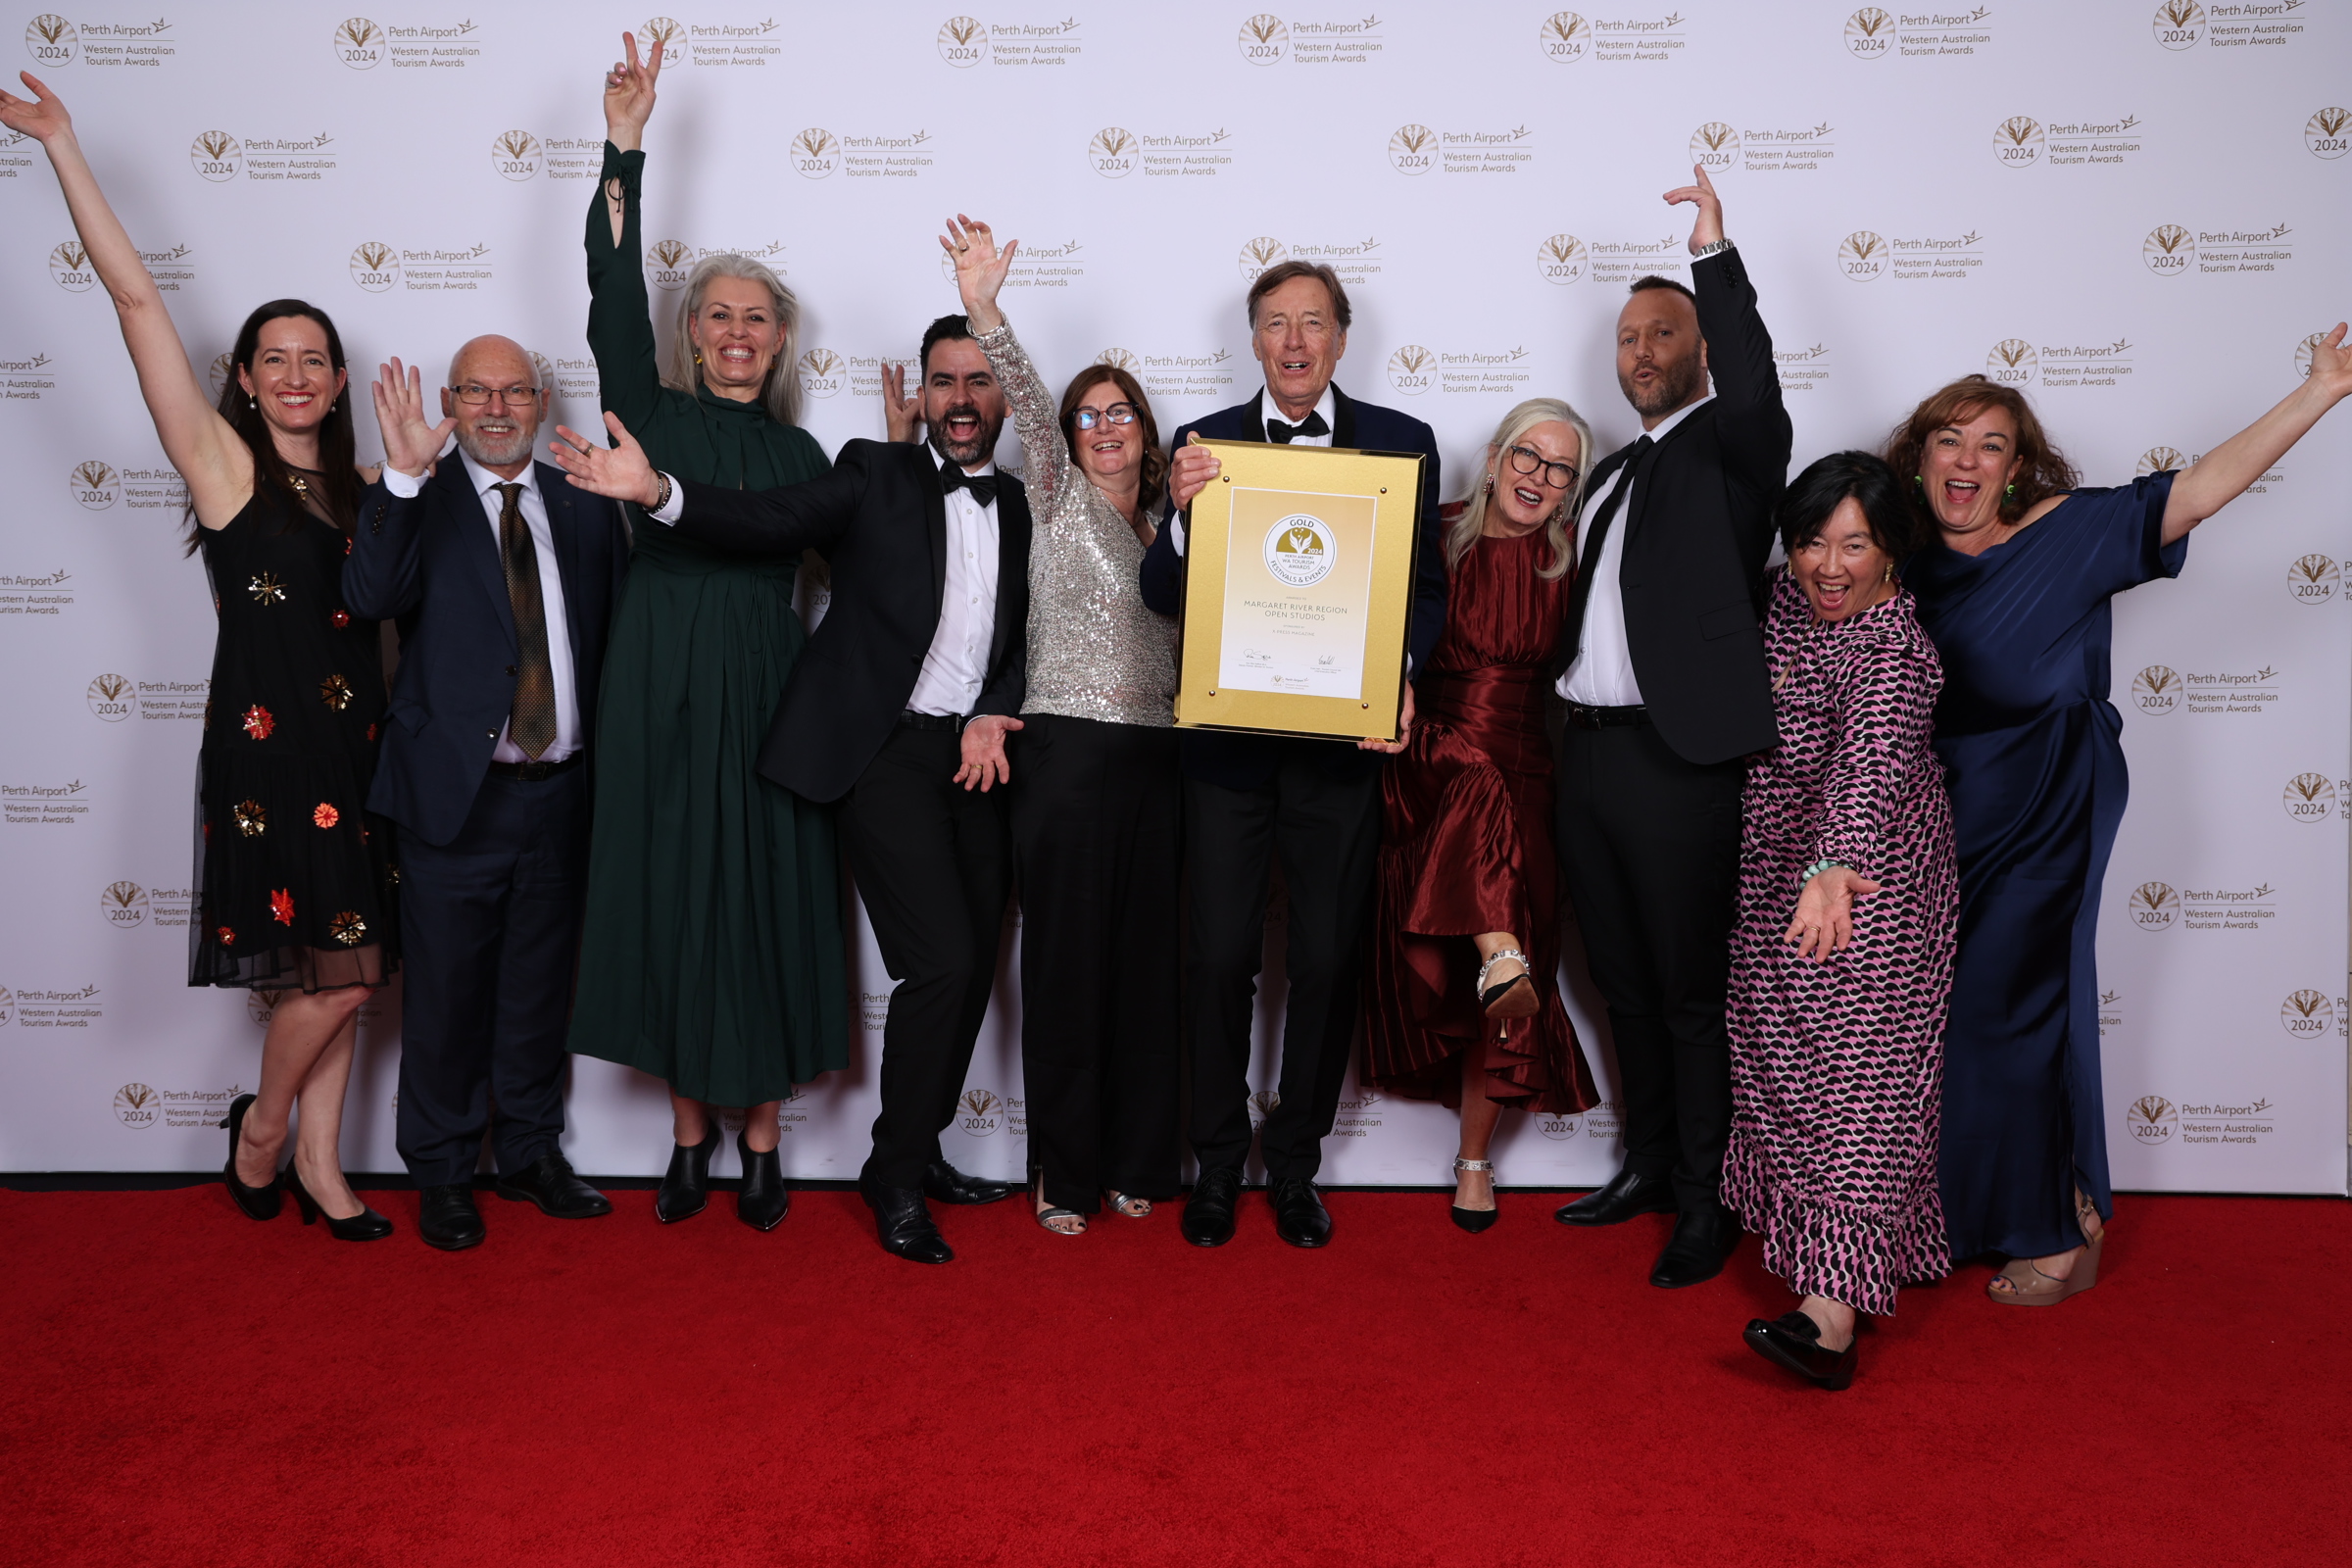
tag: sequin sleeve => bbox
[971,318,1072,521]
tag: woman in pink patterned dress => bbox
[1724,452,1956,1391]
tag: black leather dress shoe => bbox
[1554,1166,1678,1227]
[655,1130,718,1223]
[1744,1311,1858,1390]
[921,1159,1016,1205]
[417,1184,485,1251]
[1181,1165,1242,1248]
[493,1152,613,1219]
[736,1134,789,1232]
[1270,1176,1332,1249]
[861,1176,953,1263]
[1650,1204,1741,1289]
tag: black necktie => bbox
[493,482,558,760]
[1266,411,1330,444]
[1562,435,1653,647]
[939,466,999,508]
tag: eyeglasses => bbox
[452,384,541,406]
[1070,403,1139,431]
[1505,444,1579,489]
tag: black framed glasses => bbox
[1071,403,1139,431]
[1505,444,1579,489]
[452,384,541,406]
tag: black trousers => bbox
[1010,715,1182,1213]
[842,724,1012,1191]
[395,767,589,1188]
[1185,752,1383,1182]
[1552,719,1743,1212]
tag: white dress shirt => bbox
[1170,382,1338,558]
[649,447,1002,716]
[1557,395,1713,709]
[384,450,580,761]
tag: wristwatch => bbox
[1692,237,1735,260]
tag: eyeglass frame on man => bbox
[1505,443,1579,490]
[1070,402,1139,431]
[450,382,542,407]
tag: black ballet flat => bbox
[1743,1311,1858,1391]
[286,1161,395,1242]
[656,1129,719,1223]
[219,1094,282,1222]
[1449,1156,1498,1234]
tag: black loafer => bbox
[493,1152,613,1219]
[736,1134,790,1232]
[417,1184,485,1251]
[655,1130,718,1223]
[1181,1166,1242,1248]
[1650,1204,1741,1289]
[922,1159,1016,1205]
[1744,1311,1857,1390]
[1554,1166,1678,1227]
[1270,1176,1332,1249]
[861,1175,953,1263]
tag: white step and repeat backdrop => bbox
[1,3,2345,1190]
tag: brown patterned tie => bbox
[493,482,557,760]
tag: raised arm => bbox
[1670,165,1790,510]
[2161,323,2350,544]
[0,73,249,526]
[587,32,667,440]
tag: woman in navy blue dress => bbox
[1891,328,2351,1304]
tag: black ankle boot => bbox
[655,1129,718,1223]
[737,1134,789,1232]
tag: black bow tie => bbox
[939,466,999,508]
[1266,411,1330,445]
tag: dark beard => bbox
[928,403,1002,468]
[1620,355,1704,418]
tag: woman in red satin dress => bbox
[1366,398,1602,1230]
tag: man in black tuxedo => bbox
[1548,168,1789,1288]
[550,315,1029,1264]
[351,339,631,1250]
[1138,261,1446,1250]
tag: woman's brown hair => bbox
[1056,364,1166,514]
[1883,373,2079,524]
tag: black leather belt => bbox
[486,752,582,781]
[899,710,967,732]
[1563,703,1648,731]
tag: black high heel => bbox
[285,1159,394,1242]
[656,1128,719,1223]
[736,1133,790,1232]
[1449,1156,1499,1234]
[219,1093,282,1221]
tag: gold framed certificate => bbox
[1173,439,1427,742]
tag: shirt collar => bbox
[1260,382,1337,438]
[456,445,540,501]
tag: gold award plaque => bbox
[1174,439,1425,741]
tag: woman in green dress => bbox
[571,31,848,1230]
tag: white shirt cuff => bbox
[381,466,425,499]
[649,473,684,525]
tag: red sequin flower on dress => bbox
[270,888,295,926]
[313,803,340,829]
[242,705,274,740]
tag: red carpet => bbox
[2,1187,2343,1567]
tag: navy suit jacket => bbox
[1138,383,1446,789]
[343,457,630,847]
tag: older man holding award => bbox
[1139,260,1446,1250]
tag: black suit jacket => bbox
[1137,384,1446,790]
[1555,246,1790,764]
[343,457,631,847]
[668,439,1032,805]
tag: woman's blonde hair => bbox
[663,253,804,427]
[1446,396,1592,580]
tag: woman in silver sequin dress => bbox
[944,216,1181,1235]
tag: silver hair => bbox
[663,253,803,427]
[1446,396,1593,581]
[445,336,542,393]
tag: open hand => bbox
[550,413,663,508]
[603,31,662,149]
[0,71,73,143]
[1358,682,1415,754]
[1664,163,1725,255]
[941,215,1017,333]
[370,358,455,477]
[955,713,1023,791]
[881,361,923,443]
[1168,434,1222,511]
[1785,865,1882,961]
